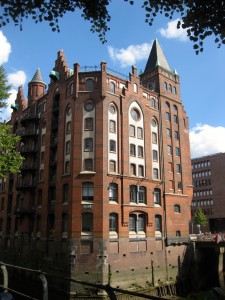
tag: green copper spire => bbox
[145,39,171,72]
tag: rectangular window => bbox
[137,127,143,139]
[166,112,170,121]
[130,144,136,156]
[109,120,116,133]
[66,121,71,134]
[37,190,42,206]
[152,132,157,144]
[138,146,143,158]
[153,150,158,161]
[84,138,93,151]
[175,147,180,156]
[178,181,182,190]
[40,152,44,164]
[109,140,116,152]
[41,134,46,146]
[66,141,71,154]
[82,182,94,200]
[129,125,135,137]
[174,131,179,140]
[109,160,116,173]
[85,118,93,131]
[167,145,172,155]
[138,187,146,204]
[174,115,178,124]
[166,128,171,137]
[130,164,136,176]
[84,159,93,171]
[176,164,181,173]
[138,165,144,177]
[153,168,159,179]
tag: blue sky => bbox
[1,1,225,158]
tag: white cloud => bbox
[0,31,11,64]
[1,89,18,122]
[190,124,225,158]
[108,42,152,68]
[8,70,27,87]
[159,19,188,41]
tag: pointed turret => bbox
[28,68,46,104]
[144,39,171,73]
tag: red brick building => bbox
[191,152,225,234]
[0,39,192,297]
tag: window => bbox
[137,127,143,139]
[109,140,116,152]
[66,121,71,134]
[166,112,170,121]
[138,146,143,158]
[131,108,140,121]
[174,115,178,124]
[174,204,181,213]
[151,98,156,108]
[109,104,116,114]
[65,161,70,173]
[154,188,161,205]
[39,169,44,181]
[153,168,159,179]
[41,134,46,146]
[138,186,146,204]
[65,141,71,154]
[176,164,181,173]
[63,184,69,203]
[130,144,136,156]
[155,215,162,232]
[164,82,167,90]
[84,101,94,112]
[174,131,179,140]
[82,182,94,201]
[166,128,171,137]
[138,214,146,231]
[109,183,118,201]
[175,147,180,156]
[109,213,118,232]
[84,118,93,131]
[66,106,72,116]
[62,213,68,232]
[167,145,172,155]
[109,160,116,172]
[153,150,158,161]
[85,78,94,91]
[84,138,93,152]
[129,125,135,137]
[176,230,181,236]
[138,165,144,177]
[69,82,74,95]
[173,86,177,94]
[40,152,44,164]
[178,181,182,190]
[84,159,93,171]
[82,212,93,232]
[130,185,137,203]
[168,84,172,92]
[151,119,157,127]
[110,81,116,94]
[130,164,136,176]
[165,102,170,109]
[109,120,116,133]
[129,214,136,232]
[152,132,157,144]
[37,190,42,206]
[134,83,138,93]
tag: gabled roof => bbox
[30,68,45,84]
[144,39,171,72]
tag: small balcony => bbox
[20,146,38,154]
[20,162,37,172]
[14,207,36,216]
[16,180,36,190]
[20,128,39,138]
[20,113,40,125]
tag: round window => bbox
[67,106,72,115]
[151,119,157,127]
[131,108,140,121]
[84,101,94,112]
[109,105,116,114]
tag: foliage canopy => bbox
[193,207,207,227]
[0,66,24,178]
[0,0,225,53]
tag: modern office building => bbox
[0,39,192,297]
[191,152,225,233]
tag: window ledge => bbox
[79,171,96,175]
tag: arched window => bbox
[168,84,172,92]
[86,78,94,91]
[69,82,74,95]
[109,213,118,234]
[155,214,162,236]
[109,183,118,202]
[176,230,181,236]
[154,188,161,205]
[129,213,146,238]
[164,82,167,90]
[151,97,156,109]
[110,81,116,94]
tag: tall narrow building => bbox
[0,40,192,298]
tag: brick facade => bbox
[0,40,192,297]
